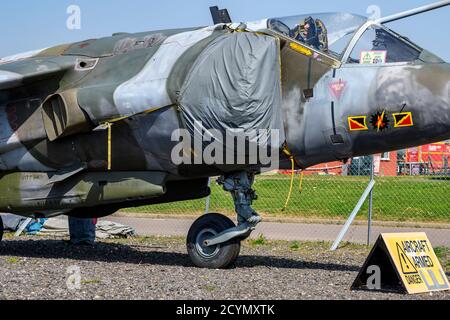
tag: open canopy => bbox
[268,12,367,59]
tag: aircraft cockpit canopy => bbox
[267,12,428,64]
[268,13,367,58]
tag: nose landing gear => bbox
[186,171,261,269]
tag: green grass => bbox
[249,234,268,246]
[289,241,300,250]
[434,247,450,272]
[81,279,101,285]
[201,284,217,292]
[124,174,449,223]
[5,257,20,264]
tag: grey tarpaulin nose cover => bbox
[177,31,285,160]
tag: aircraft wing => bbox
[0,56,75,91]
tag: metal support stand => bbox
[367,156,374,245]
[331,160,376,251]
[15,218,32,237]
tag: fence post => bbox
[367,155,375,245]
[330,179,376,251]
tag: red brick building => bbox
[280,141,448,177]
[300,152,398,177]
[374,152,398,176]
[280,152,398,177]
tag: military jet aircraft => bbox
[0,2,449,268]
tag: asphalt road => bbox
[107,216,450,247]
[0,235,448,300]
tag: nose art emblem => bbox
[370,111,389,132]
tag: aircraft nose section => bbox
[434,63,450,135]
[444,63,450,127]
[412,63,450,143]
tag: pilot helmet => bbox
[296,16,328,52]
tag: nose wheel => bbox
[187,213,241,269]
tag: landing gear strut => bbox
[187,172,261,269]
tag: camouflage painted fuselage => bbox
[0,17,448,218]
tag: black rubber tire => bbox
[187,213,241,269]
[0,215,3,242]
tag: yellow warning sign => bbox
[396,243,418,275]
[382,233,449,294]
[352,232,449,294]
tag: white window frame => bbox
[381,152,390,161]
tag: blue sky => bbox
[0,0,449,61]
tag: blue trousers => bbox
[68,217,96,245]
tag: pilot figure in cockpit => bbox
[292,16,329,52]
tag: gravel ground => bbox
[0,235,448,300]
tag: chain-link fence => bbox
[122,150,449,247]
[127,155,449,224]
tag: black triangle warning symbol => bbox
[396,243,418,275]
